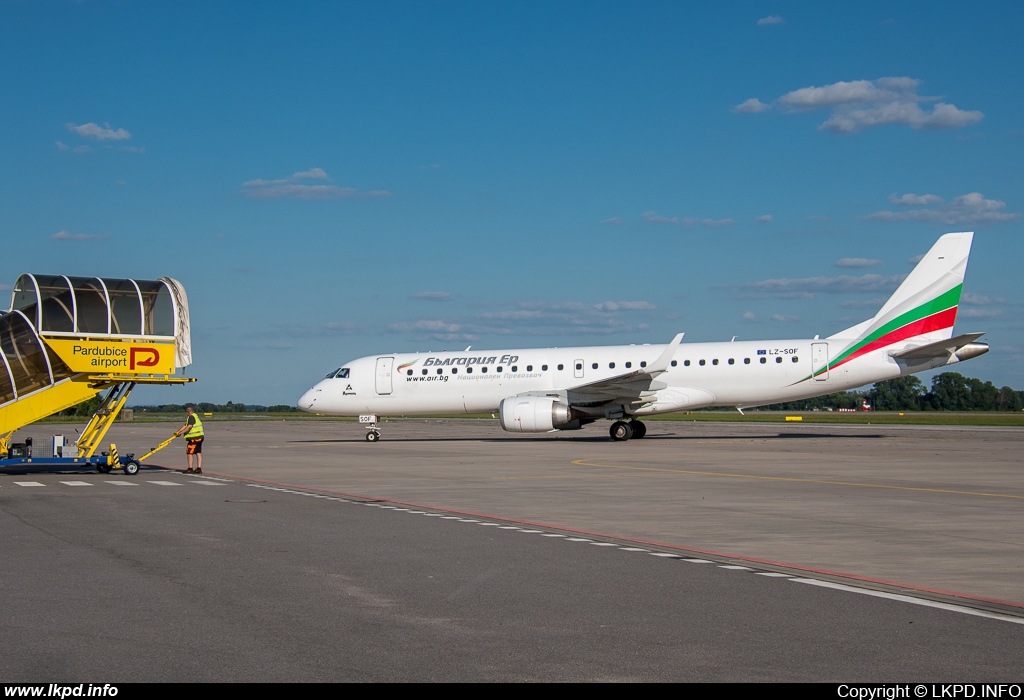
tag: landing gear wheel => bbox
[366,431,381,442]
[124,460,140,476]
[629,420,647,439]
[609,420,634,441]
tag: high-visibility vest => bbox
[185,415,204,438]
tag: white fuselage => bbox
[297,337,906,417]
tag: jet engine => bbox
[498,396,579,433]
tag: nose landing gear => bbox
[360,414,382,442]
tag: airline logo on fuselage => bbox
[423,354,519,367]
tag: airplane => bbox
[297,232,989,441]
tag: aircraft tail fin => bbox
[827,231,974,355]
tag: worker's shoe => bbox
[184,468,195,474]
[194,468,203,474]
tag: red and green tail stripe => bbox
[806,284,962,380]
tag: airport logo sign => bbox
[43,338,176,375]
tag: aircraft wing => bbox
[564,333,683,407]
[891,332,987,360]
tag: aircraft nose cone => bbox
[297,388,318,412]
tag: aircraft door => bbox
[375,357,394,395]
[574,359,584,379]
[811,342,829,381]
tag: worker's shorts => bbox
[186,438,204,454]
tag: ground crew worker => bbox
[176,405,205,474]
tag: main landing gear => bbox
[609,419,647,441]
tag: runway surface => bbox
[2,419,1022,680]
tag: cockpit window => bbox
[325,368,351,379]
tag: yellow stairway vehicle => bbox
[0,274,195,459]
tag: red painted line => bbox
[168,467,1024,612]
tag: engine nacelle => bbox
[498,396,577,433]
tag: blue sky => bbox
[2,1,1021,405]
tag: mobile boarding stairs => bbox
[0,274,195,474]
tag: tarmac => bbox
[22,416,1021,607]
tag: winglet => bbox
[647,333,684,374]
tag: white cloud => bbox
[841,297,889,309]
[733,98,770,114]
[958,308,1002,319]
[292,167,330,181]
[888,193,943,206]
[55,141,69,151]
[736,273,905,299]
[908,254,925,264]
[756,215,772,224]
[770,314,800,322]
[641,212,734,227]
[742,311,757,321]
[66,122,131,141]
[593,301,656,311]
[961,292,994,305]
[51,230,108,241]
[388,298,660,341]
[242,168,392,200]
[642,210,681,225]
[687,218,735,228]
[864,192,1020,225]
[739,77,983,133]
[409,291,454,302]
[757,15,785,25]
[600,217,623,225]
[835,258,883,268]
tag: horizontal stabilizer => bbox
[891,332,986,359]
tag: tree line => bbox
[59,399,301,417]
[767,372,1024,412]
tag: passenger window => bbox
[511,366,518,372]
[671,360,677,367]
[592,363,598,369]
[497,366,503,372]
[744,358,750,364]
[527,365,533,371]
[626,362,632,368]
[422,369,428,375]
[557,364,564,370]
[407,370,413,376]
[760,357,767,364]
[482,367,488,373]
[609,362,615,369]
[575,363,582,370]
[792,356,799,363]
[712,359,719,366]
[452,368,457,374]
[728,358,734,365]
[699,360,706,366]
[640,361,647,368]
[776,357,782,363]
[542,365,548,371]
[467,367,473,373]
